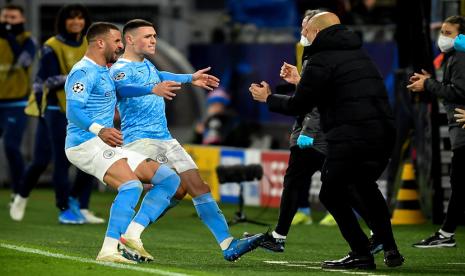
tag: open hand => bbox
[192,67,220,90]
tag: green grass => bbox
[1,189,464,275]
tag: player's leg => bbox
[166,140,264,261]
[122,154,180,262]
[66,138,143,264]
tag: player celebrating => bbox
[64,22,181,264]
[109,19,264,262]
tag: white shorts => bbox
[65,137,147,183]
[124,138,197,173]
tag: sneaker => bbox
[58,209,85,224]
[80,209,105,224]
[9,195,28,221]
[319,213,337,226]
[291,211,313,225]
[96,250,137,264]
[8,193,16,208]
[223,233,265,262]
[68,197,85,221]
[384,249,404,267]
[368,235,383,254]
[412,232,456,248]
[119,235,154,262]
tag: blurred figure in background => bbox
[10,4,104,224]
[0,4,36,205]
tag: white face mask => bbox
[437,34,455,52]
[300,35,311,47]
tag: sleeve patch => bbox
[72,82,85,93]
[114,72,126,81]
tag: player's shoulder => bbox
[110,58,133,80]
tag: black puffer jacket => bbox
[425,51,465,150]
[267,24,394,147]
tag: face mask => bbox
[300,35,311,47]
[437,34,455,52]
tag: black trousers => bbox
[442,146,465,233]
[275,146,325,236]
[319,139,397,254]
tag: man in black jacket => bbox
[409,15,465,249]
[250,12,403,269]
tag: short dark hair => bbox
[445,15,465,34]
[86,22,120,42]
[123,19,154,36]
[2,4,24,14]
[55,4,91,36]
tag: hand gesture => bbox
[454,108,465,128]
[152,81,181,100]
[280,62,300,85]
[406,70,431,92]
[249,81,271,102]
[192,67,220,90]
[98,127,123,147]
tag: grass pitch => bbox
[1,189,464,275]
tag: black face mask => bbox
[5,23,25,35]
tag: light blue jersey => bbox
[65,57,117,149]
[110,58,192,144]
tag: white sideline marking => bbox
[447,263,465,265]
[264,260,387,276]
[0,243,190,276]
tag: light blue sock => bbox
[298,207,311,216]
[193,192,231,244]
[133,165,180,227]
[105,180,143,239]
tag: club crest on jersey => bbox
[114,72,126,81]
[72,82,85,93]
[103,149,115,159]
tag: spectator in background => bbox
[10,4,104,225]
[193,87,255,148]
[409,16,465,249]
[0,4,37,205]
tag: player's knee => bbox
[153,164,180,195]
[174,184,188,200]
[117,180,143,208]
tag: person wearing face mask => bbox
[0,4,37,205]
[408,15,465,248]
[10,4,104,225]
[250,12,403,270]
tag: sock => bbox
[133,165,180,228]
[220,237,234,250]
[105,180,143,242]
[297,207,311,216]
[125,222,145,239]
[192,192,232,248]
[101,237,119,253]
[439,229,454,238]
[272,231,286,239]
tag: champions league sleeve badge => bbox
[114,72,126,81]
[72,82,85,93]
